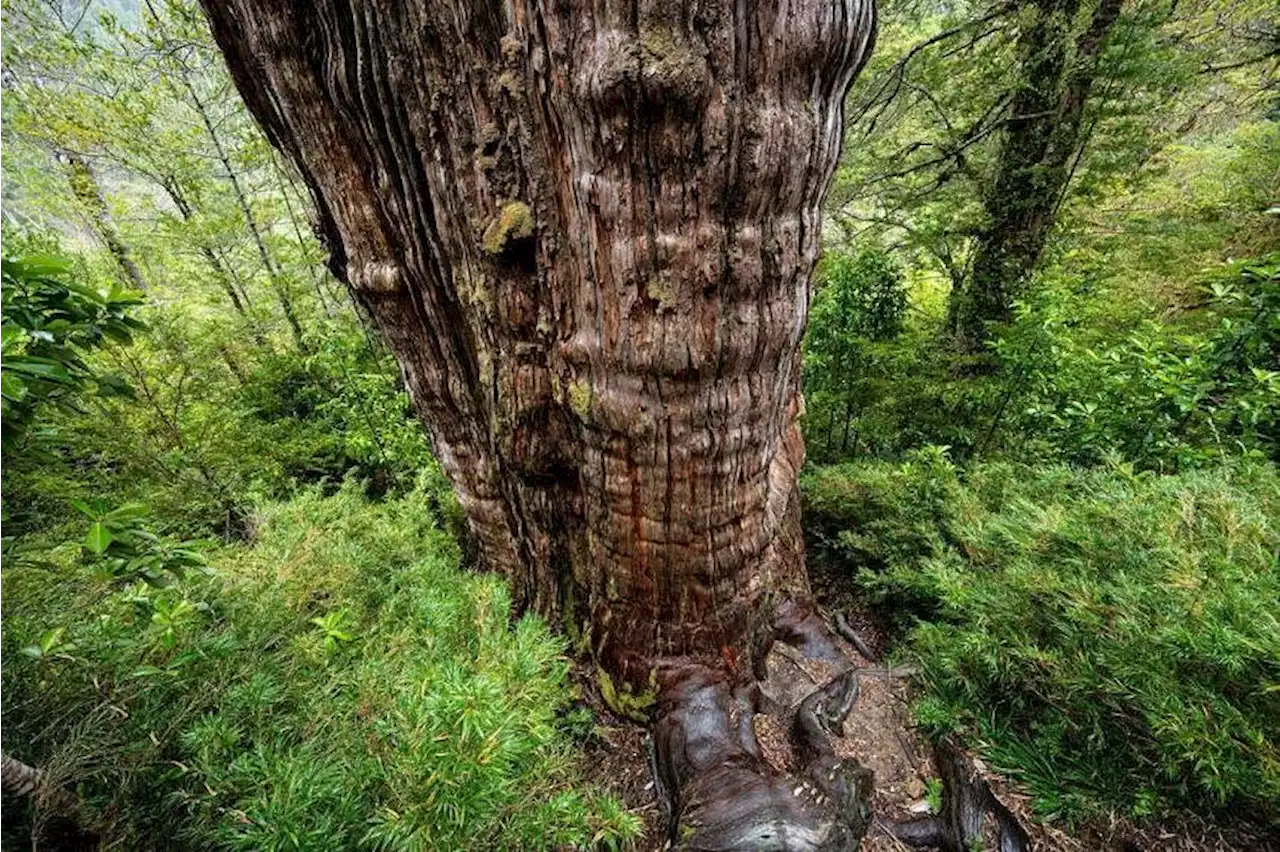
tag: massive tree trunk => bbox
[949,0,1124,353]
[201,1,875,845]
[201,0,873,690]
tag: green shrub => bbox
[804,456,1280,824]
[2,315,435,541]
[803,248,918,462]
[1,483,639,850]
[995,253,1280,469]
[1,251,145,444]
[238,338,433,494]
[802,447,958,617]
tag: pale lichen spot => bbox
[567,378,592,421]
[355,260,403,292]
[646,272,678,311]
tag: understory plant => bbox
[1,482,640,850]
[804,454,1280,825]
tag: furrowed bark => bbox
[200,0,875,694]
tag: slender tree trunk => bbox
[950,0,1124,352]
[62,153,149,292]
[219,344,248,384]
[175,66,309,351]
[826,402,839,458]
[162,177,262,323]
[840,397,856,454]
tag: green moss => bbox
[638,26,704,97]
[482,201,534,256]
[562,586,590,653]
[567,378,591,421]
[640,26,680,60]
[597,668,657,723]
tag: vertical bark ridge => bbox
[200,0,875,692]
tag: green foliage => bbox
[924,776,944,815]
[803,248,910,461]
[238,335,434,494]
[1,252,144,443]
[800,246,1279,469]
[1,483,640,850]
[71,498,210,586]
[804,457,1280,824]
[829,0,1270,291]
[803,446,958,600]
[0,0,1276,845]
[1,307,434,540]
[995,253,1279,468]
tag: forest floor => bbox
[576,583,947,852]
[578,561,1280,852]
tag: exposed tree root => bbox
[1,753,44,798]
[651,602,874,850]
[647,600,1035,851]
[886,739,1030,852]
[1,753,77,813]
[834,611,879,663]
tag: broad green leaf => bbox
[40,627,66,653]
[85,521,113,554]
[5,359,74,383]
[0,325,27,350]
[105,502,148,522]
[1,373,29,402]
[14,252,72,275]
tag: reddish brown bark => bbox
[199,1,873,698]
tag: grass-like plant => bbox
[2,481,640,850]
[805,453,1280,825]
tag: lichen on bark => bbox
[481,200,534,256]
